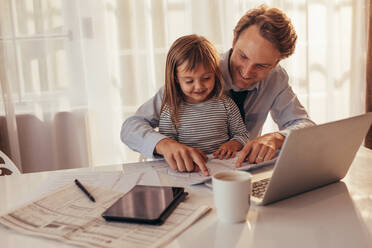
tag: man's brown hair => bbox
[233,5,297,59]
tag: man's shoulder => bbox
[152,86,165,102]
[267,65,288,82]
[158,86,165,94]
[261,65,290,90]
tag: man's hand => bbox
[155,138,209,176]
[236,132,285,168]
[213,140,243,160]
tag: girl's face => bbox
[176,62,215,104]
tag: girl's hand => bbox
[213,140,243,160]
[156,138,209,176]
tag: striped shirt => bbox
[159,95,250,154]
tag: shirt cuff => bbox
[232,135,249,146]
[278,130,290,137]
[141,133,168,159]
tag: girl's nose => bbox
[194,80,203,90]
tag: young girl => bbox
[159,34,250,170]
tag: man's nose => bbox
[241,62,255,77]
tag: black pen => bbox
[74,179,96,202]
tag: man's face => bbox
[230,25,281,89]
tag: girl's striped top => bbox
[159,95,250,154]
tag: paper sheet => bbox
[129,155,276,186]
[122,165,162,186]
[23,167,162,206]
[0,182,210,248]
[22,171,141,206]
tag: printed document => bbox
[0,182,209,248]
[22,169,161,207]
[124,155,276,185]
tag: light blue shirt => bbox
[121,50,315,158]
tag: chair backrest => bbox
[0,150,20,176]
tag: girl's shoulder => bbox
[199,95,231,106]
[209,94,236,113]
[160,103,172,117]
[216,94,240,115]
[180,95,233,109]
[218,94,235,106]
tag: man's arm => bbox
[236,67,315,167]
[121,87,209,175]
[270,82,315,133]
[121,87,166,159]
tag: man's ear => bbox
[273,58,281,67]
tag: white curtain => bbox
[0,0,368,172]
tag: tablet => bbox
[101,185,188,225]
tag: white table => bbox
[1,147,372,248]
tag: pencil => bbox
[74,179,96,202]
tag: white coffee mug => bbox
[212,171,252,223]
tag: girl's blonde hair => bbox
[161,34,224,127]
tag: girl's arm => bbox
[224,96,250,146]
[159,107,178,141]
[213,96,250,159]
[158,107,209,175]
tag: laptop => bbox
[252,113,372,205]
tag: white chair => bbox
[0,150,20,176]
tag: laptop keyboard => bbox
[252,178,270,199]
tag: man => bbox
[121,5,315,176]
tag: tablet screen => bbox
[102,185,185,224]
